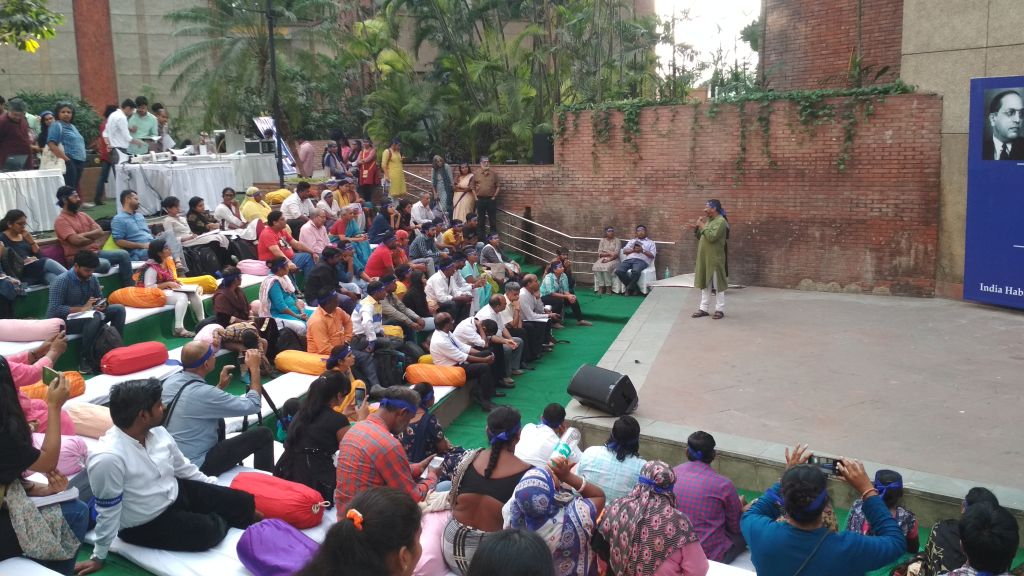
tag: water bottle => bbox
[549,427,581,466]
[663,266,671,279]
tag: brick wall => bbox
[763,0,904,91]
[412,95,942,296]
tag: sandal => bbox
[712,312,725,320]
[692,310,710,318]
[173,328,196,338]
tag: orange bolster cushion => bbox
[108,286,167,308]
[21,371,86,400]
[405,363,466,387]
[274,349,328,375]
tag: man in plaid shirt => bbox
[334,386,439,512]
[672,431,748,564]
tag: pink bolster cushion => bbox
[0,318,65,342]
[238,259,269,276]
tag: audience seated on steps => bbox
[514,403,580,470]
[399,382,464,481]
[281,181,316,238]
[475,294,526,380]
[240,186,272,224]
[595,460,710,576]
[741,444,907,576]
[426,257,473,322]
[214,187,247,230]
[161,344,274,476]
[258,210,315,278]
[443,407,532,575]
[382,267,432,346]
[335,240,370,294]
[480,232,521,284]
[302,246,357,313]
[408,221,441,275]
[76,379,258,576]
[845,469,920,553]
[298,208,331,263]
[259,257,307,337]
[54,186,133,287]
[466,529,556,576]
[922,487,1001,576]
[940,501,1020,576]
[111,190,186,267]
[518,274,558,360]
[0,209,68,286]
[0,364,88,575]
[672,430,748,564]
[5,333,76,434]
[334,386,439,512]
[306,287,380,391]
[273,370,368,503]
[138,239,206,338]
[160,195,231,265]
[365,233,398,279]
[351,280,407,386]
[211,265,253,326]
[429,311,499,412]
[453,316,512,390]
[46,250,126,375]
[296,487,422,576]
[576,415,647,502]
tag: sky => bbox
[655,0,761,77]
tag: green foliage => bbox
[15,91,101,149]
[0,0,63,53]
[740,17,761,53]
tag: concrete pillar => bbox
[73,0,117,111]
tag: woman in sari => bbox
[506,461,605,576]
[592,227,620,294]
[400,383,463,481]
[140,239,206,338]
[595,460,708,576]
[431,155,454,217]
[344,203,371,271]
[460,247,495,313]
[452,163,476,223]
[356,139,380,204]
[259,257,307,336]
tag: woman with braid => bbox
[443,407,532,575]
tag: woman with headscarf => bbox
[431,155,454,217]
[452,163,476,223]
[506,459,605,576]
[46,102,87,190]
[596,460,708,576]
[343,203,371,271]
[259,257,307,336]
[240,186,272,223]
[592,227,620,294]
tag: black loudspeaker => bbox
[532,132,554,164]
[567,364,638,416]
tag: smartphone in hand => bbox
[42,366,60,389]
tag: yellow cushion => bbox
[265,189,292,205]
[418,354,433,364]
[383,325,404,339]
[274,349,327,375]
[102,233,118,251]
[21,371,86,400]
[179,275,218,294]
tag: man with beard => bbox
[53,186,134,286]
[985,89,1024,161]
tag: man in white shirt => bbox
[351,281,404,390]
[454,314,516,388]
[425,257,473,322]
[411,192,435,227]
[102,98,142,164]
[127,95,158,155]
[519,274,558,360]
[281,181,316,237]
[476,295,526,378]
[214,187,247,229]
[76,379,257,575]
[298,208,330,260]
[514,403,580,468]
[615,225,657,295]
[429,311,501,411]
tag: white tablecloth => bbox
[174,153,280,188]
[0,169,65,231]
[113,162,237,215]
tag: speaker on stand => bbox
[567,364,638,416]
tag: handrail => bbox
[497,209,675,246]
[404,169,431,184]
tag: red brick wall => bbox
[411,95,941,296]
[763,0,904,91]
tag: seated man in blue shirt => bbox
[111,189,185,265]
[160,341,274,476]
[46,250,126,374]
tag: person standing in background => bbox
[431,155,453,217]
[297,138,316,178]
[474,157,501,237]
[691,200,729,320]
[382,138,406,200]
[127,96,158,156]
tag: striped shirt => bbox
[47,268,101,319]
[334,413,435,512]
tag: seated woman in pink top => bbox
[5,333,75,434]
[596,460,709,576]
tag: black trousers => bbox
[476,197,498,236]
[200,426,275,476]
[287,218,308,239]
[487,343,507,382]
[520,321,549,362]
[461,362,496,401]
[437,299,470,324]
[542,293,584,322]
[118,478,256,552]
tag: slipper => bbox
[692,310,710,318]
[712,311,725,320]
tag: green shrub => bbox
[14,91,102,150]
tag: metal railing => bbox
[495,209,675,284]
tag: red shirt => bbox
[364,244,395,278]
[0,113,32,168]
[54,211,104,260]
[257,226,295,261]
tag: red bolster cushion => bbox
[230,472,326,529]
[100,341,169,375]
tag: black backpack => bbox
[228,238,257,262]
[276,326,306,354]
[373,348,407,389]
[89,324,123,371]
[183,245,222,277]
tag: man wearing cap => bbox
[381,272,429,343]
[298,208,330,260]
[426,256,473,322]
[160,343,274,475]
[474,156,501,236]
[214,187,246,230]
[240,186,272,223]
[430,311,500,412]
[408,221,441,274]
[691,200,729,319]
[411,192,435,227]
[365,232,398,278]
[54,186,134,287]
[614,225,657,296]
[281,181,317,237]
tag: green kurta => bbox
[694,215,728,290]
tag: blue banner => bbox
[964,77,1024,309]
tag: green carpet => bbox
[444,290,643,449]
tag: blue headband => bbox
[269,259,289,272]
[541,417,563,429]
[419,390,434,408]
[608,438,638,451]
[220,273,241,286]
[323,345,352,366]
[638,476,674,495]
[488,421,522,445]
[687,446,705,461]
[182,345,215,370]
[873,480,902,499]
[380,397,418,414]
[803,488,829,514]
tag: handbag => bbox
[1,244,25,280]
[40,142,67,174]
[1,479,80,561]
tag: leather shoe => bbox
[511,369,525,376]
[493,390,507,397]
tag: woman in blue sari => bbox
[343,203,371,271]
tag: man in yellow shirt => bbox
[240,187,272,223]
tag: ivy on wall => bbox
[555,81,913,174]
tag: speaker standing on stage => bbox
[692,199,729,320]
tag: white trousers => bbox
[163,290,206,329]
[699,272,725,313]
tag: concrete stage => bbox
[567,282,1024,528]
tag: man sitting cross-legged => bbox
[75,379,258,575]
[160,342,275,475]
[429,311,499,412]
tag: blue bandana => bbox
[380,397,417,414]
[488,421,522,445]
[182,345,215,370]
